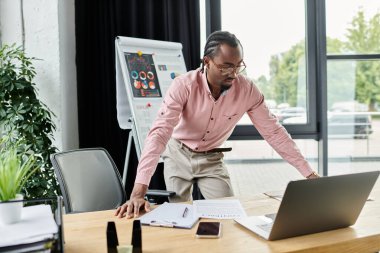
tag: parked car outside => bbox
[281,112,373,138]
[328,101,373,138]
[276,107,306,123]
[328,112,373,138]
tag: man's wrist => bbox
[306,171,319,179]
[130,183,148,199]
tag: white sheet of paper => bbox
[193,199,247,219]
[0,204,58,247]
[139,202,198,229]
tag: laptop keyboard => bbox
[258,222,274,232]
[265,213,277,220]
[258,213,277,232]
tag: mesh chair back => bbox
[51,148,126,213]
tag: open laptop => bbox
[235,171,380,241]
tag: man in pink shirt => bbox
[116,31,319,218]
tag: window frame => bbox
[206,0,320,140]
[205,0,380,176]
[205,0,328,175]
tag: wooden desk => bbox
[63,192,380,253]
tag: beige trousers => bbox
[162,138,234,202]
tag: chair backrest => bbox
[51,148,126,213]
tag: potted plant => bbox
[0,139,37,225]
[0,44,58,200]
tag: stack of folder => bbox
[0,204,61,252]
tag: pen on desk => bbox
[182,207,189,218]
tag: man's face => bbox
[204,43,244,91]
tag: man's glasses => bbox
[211,60,246,75]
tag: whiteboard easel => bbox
[115,37,187,186]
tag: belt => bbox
[179,141,232,154]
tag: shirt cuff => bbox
[297,162,314,178]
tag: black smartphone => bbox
[195,222,221,238]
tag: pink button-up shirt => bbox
[135,68,313,185]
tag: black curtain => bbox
[75,0,200,197]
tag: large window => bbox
[207,0,320,194]
[222,0,307,125]
[217,0,317,139]
[203,0,380,194]
[326,0,380,176]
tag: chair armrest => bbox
[146,190,175,197]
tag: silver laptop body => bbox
[235,171,379,240]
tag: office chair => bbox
[51,148,174,213]
[51,148,126,213]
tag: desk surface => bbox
[63,191,380,253]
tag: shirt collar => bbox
[199,68,212,95]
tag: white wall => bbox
[0,0,78,151]
[58,0,78,150]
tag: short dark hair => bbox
[201,31,243,72]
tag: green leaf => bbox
[0,44,59,199]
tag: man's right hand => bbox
[115,183,151,218]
